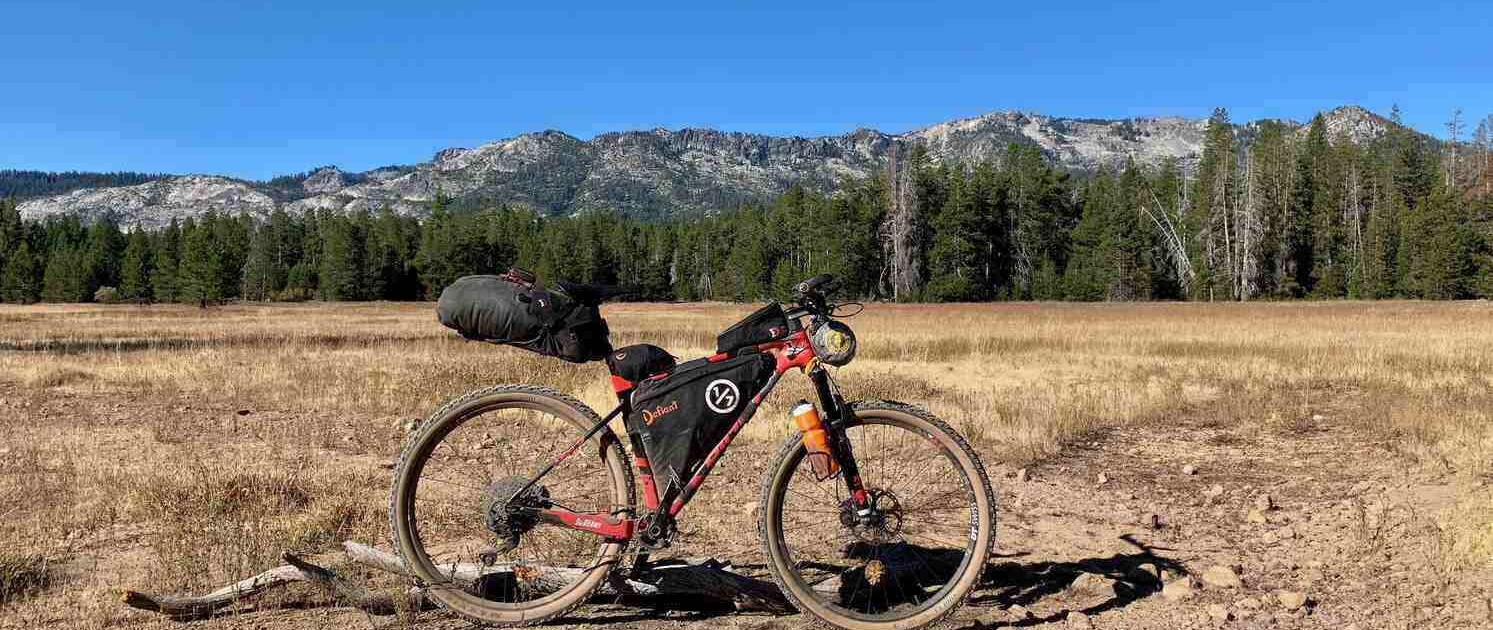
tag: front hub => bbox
[840,489,904,543]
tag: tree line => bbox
[0,107,1490,305]
[0,170,166,200]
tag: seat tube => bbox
[809,366,868,506]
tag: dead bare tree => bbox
[1447,109,1464,189]
[1140,183,1194,295]
[881,144,922,300]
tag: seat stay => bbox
[511,402,626,503]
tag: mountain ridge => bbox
[16,105,1409,228]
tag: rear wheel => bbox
[389,385,633,625]
[760,400,995,630]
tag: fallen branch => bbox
[121,551,428,621]
[123,541,793,621]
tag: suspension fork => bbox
[809,366,870,508]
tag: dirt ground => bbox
[4,381,1489,630]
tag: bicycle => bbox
[389,274,996,629]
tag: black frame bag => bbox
[715,303,790,354]
[436,273,612,363]
[629,353,774,491]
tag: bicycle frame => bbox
[524,328,870,542]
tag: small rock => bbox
[1276,590,1308,611]
[1205,483,1225,497]
[236,408,252,416]
[1015,468,1029,483]
[1126,563,1161,585]
[1097,472,1109,485]
[1246,508,1268,524]
[1183,464,1197,475]
[1311,413,1326,422]
[1255,494,1275,511]
[1069,572,1117,597]
[379,460,397,470]
[1207,603,1231,625]
[1066,611,1092,629]
[1235,597,1262,611]
[1276,525,1297,539]
[1161,576,1198,602]
[1201,565,1243,589]
[1006,604,1032,620]
[1140,512,1162,529]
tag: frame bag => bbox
[629,353,774,491]
[435,273,612,363]
[715,303,790,354]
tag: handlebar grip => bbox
[795,274,838,297]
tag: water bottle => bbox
[791,400,839,480]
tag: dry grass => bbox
[1,300,1491,626]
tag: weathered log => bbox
[120,552,431,621]
[123,541,793,621]
[342,541,792,614]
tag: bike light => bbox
[810,320,857,366]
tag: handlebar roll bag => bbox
[715,302,790,354]
[436,274,612,363]
[627,352,775,492]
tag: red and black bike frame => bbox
[522,325,870,542]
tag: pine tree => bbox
[213,213,251,299]
[119,227,154,301]
[1063,170,1116,301]
[0,200,24,295]
[415,195,459,297]
[177,218,223,306]
[84,216,124,295]
[240,223,276,301]
[1248,121,1295,297]
[319,212,366,301]
[41,246,89,302]
[0,240,39,303]
[152,219,181,303]
[926,170,981,301]
[1189,108,1237,300]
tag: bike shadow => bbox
[963,534,1188,628]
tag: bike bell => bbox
[810,320,857,366]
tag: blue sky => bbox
[3,0,1488,181]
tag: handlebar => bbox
[787,274,841,323]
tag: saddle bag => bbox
[435,271,612,363]
[629,353,775,491]
[716,303,790,354]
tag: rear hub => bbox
[481,476,549,548]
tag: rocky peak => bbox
[1317,106,1393,144]
[302,167,346,195]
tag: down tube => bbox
[667,370,784,516]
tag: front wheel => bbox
[759,400,995,630]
